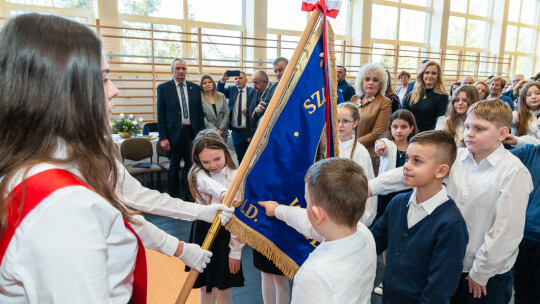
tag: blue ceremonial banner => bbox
[225,16,339,278]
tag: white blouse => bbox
[194,166,244,259]
[435,116,465,147]
[0,163,138,304]
[511,110,539,138]
[339,138,378,226]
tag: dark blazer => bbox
[252,82,278,121]
[216,81,257,137]
[157,79,205,145]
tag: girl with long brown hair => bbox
[512,82,540,138]
[187,129,245,304]
[0,13,143,303]
[436,85,480,147]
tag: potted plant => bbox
[111,113,143,138]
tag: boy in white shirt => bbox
[259,158,377,304]
[369,99,533,303]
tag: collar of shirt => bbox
[406,186,448,215]
[338,138,355,151]
[210,166,229,179]
[460,143,505,167]
[173,79,185,87]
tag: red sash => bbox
[0,169,147,304]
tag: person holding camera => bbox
[218,70,257,163]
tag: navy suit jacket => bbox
[157,79,205,145]
[216,81,257,138]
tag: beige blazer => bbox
[351,94,392,174]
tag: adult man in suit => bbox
[157,58,204,199]
[251,70,271,130]
[336,65,355,102]
[503,73,524,98]
[252,57,288,122]
[217,71,257,163]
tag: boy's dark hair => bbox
[388,109,419,142]
[304,158,367,227]
[409,130,457,170]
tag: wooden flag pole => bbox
[174,9,322,304]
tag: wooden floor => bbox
[146,249,200,304]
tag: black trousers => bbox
[231,129,249,164]
[168,126,194,199]
[514,238,540,304]
[450,269,513,304]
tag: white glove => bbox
[197,204,235,225]
[179,242,212,273]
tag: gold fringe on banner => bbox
[326,21,340,155]
[225,217,300,279]
[224,17,340,282]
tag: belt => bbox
[232,127,246,131]
[181,125,192,129]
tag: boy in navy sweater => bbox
[371,130,468,303]
[371,99,533,304]
[508,144,540,303]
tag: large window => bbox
[446,0,493,79]
[119,0,182,19]
[504,0,538,75]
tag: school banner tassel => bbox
[225,3,341,279]
[176,3,340,303]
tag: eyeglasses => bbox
[338,119,354,126]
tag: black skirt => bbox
[185,220,245,292]
[252,250,284,275]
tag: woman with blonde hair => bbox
[402,60,449,131]
[200,73,230,141]
[435,85,480,147]
[351,63,392,174]
[474,81,490,100]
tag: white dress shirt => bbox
[0,161,137,303]
[511,110,539,138]
[194,166,244,259]
[274,206,376,304]
[369,144,533,285]
[514,135,540,146]
[406,187,448,228]
[231,88,247,129]
[339,138,378,226]
[174,79,191,126]
[115,160,229,256]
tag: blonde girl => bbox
[337,102,377,226]
[187,129,244,304]
[436,85,480,147]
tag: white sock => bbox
[261,272,277,304]
[200,287,215,304]
[214,287,232,304]
[272,274,291,304]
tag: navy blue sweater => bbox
[511,145,540,242]
[371,192,468,304]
